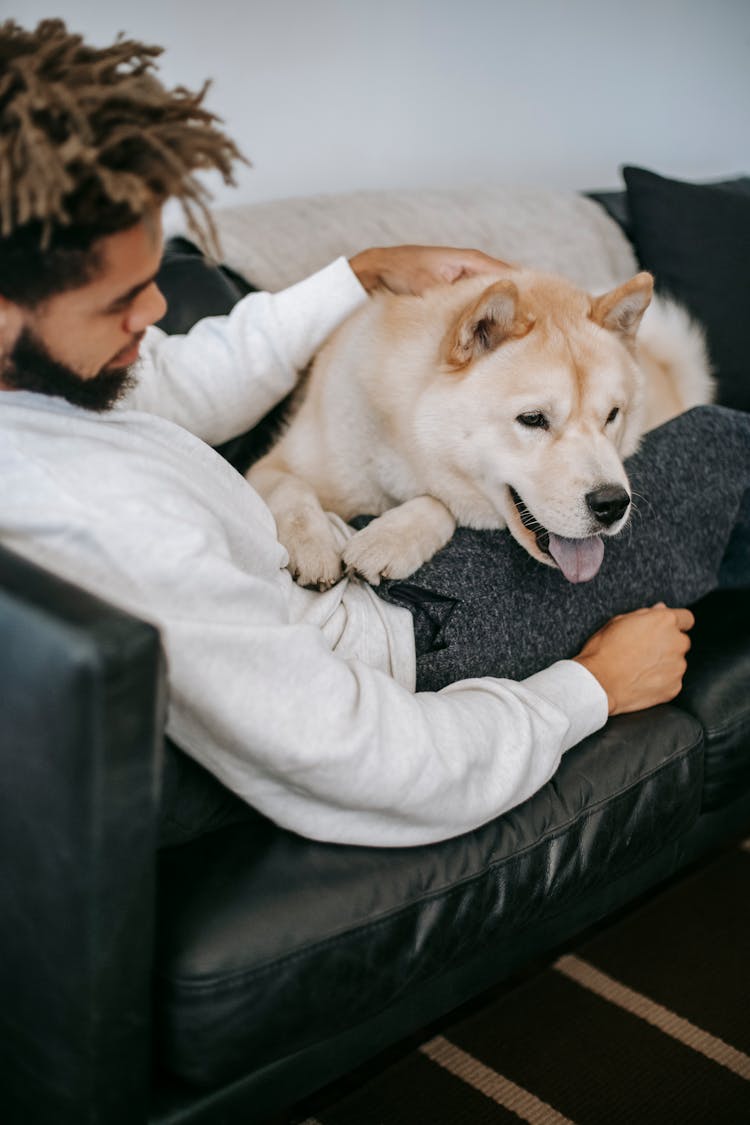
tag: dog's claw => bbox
[286,542,343,590]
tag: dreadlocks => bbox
[0,18,246,304]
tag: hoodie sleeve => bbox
[125,258,367,445]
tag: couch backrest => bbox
[206,185,640,294]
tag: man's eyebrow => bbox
[102,272,159,312]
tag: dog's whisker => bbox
[516,504,545,535]
[629,489,654,517]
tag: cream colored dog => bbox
[248,267,712,586]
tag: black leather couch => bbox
[2,187,749,1125]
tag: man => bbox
[1,20,747,847]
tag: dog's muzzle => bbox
[508,486,620,583]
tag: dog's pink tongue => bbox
[547,534,604,583]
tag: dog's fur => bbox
[248,267,713,586]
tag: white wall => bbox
[15,0,750,208]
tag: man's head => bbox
[0,19,243,408]
[1,214,168,410]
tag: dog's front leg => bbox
[343,497,456,585]
[248,463,343,589]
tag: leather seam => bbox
[701,712,750,741]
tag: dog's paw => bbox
[290,542,344,589]
[279,515,344,589]
[287,539,344,589]
[342,521,432,585]
[343,500,456,584]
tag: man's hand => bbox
[349,245,512,297]
[573,603,694,716]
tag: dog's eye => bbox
[516,411,549,430]
[606,406,620,425]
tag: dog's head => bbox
[436,269,653,582]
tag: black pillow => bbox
[586,189,633,242]
[622,166,750,412]
[155,236,257,336]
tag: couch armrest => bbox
[0,544,165,1125]
[679,588,750,808]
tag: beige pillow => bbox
[205,185,638,293]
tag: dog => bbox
[247,266,713,586]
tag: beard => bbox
[2,324,138,412]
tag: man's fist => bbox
[573,603,694,716]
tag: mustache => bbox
[3,325,137,412]
[109,333,145,365]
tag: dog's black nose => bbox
[586,485,630,527]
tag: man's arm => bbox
[163,601,607,849]
[158,588,691,847]
[125,258,367,445]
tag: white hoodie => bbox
[0,258,608,846]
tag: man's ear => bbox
[590,272,653,343]
[0,296,24,351]
[445,280,532,367]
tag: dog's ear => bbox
[445,280,532,368]
[590,273,653,343]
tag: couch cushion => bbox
[679,589,750,810]
[623,166,750,412]
[154,706,702,1088]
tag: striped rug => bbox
[290,840,750,1125]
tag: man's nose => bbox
[126,283,168,333]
